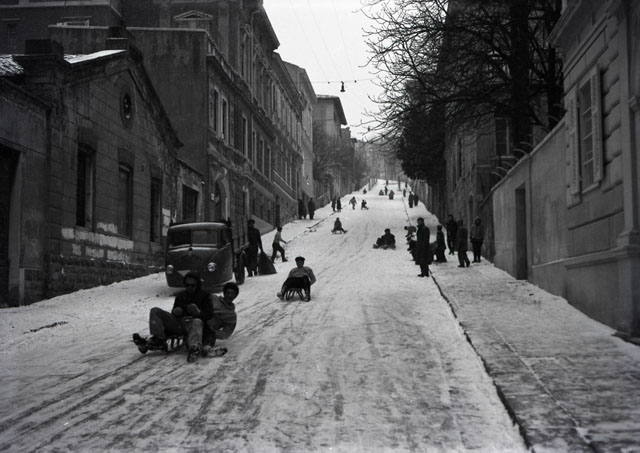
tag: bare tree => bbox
[363,0,563,155]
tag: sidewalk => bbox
[430,259,640,452]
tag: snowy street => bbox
[0,182,528,452]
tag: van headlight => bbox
[207,262,216,272]
[166,264,174,275]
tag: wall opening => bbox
[515,185,528,279]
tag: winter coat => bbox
[336,199,342,210]
[247,226,263,251]
[307,200,316,215]
[287,266,317,285]
[334,219,343,230]
[470,220,485,243]
[456,226,469,252]
[445,218,458,238]
[206,294,237,340]
[172,287,213,322]
[415,224,432,265]
[436,230,446,253]
[377,233,396,247]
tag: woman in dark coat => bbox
[456,220,470,268]
[435,225,447,263]
[415,217,432,277]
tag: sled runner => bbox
[372,243,395,249]
[132,333,227,357]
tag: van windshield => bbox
[168,229,218,248]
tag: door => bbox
[515,186,528,279]
[0,148,18,306]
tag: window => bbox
[212,90,219,133]
[566,67,603,197]
[117,164,133,236]
[242,117,248,157]
[579,81,595,187]
[76,145,95,228]
[222,99,228,141]
[150,178,162,242]
[495,118,511,156]
[182,185,198,222]
[258,139,264,173]
[5,22,18,52]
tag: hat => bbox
[295,256,305,262]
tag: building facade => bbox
[0,40,183,306]
[490,0,640,335]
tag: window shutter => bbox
[565,86,580,195]
[590,67,604,183]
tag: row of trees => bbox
[363,0,564,186]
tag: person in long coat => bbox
[336,198,342,212]
[445,214,458,255]
[408,192,414,208]
[246,219,264,276]
[307,199,316,220]
[456,220,470,268]
[435,225,447,263]
[415,217,432,277]
[470,217,485,263]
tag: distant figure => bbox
[379,189,385,196]
[403,188,406,198]
[363,188,367,194]
[384,186,388,195]
[408,192,414,208]
[298,198,307,219]
[349,196,357,209]
[246,219,264,277]
[445,214,458,255]
[271,226,288,263]
[405,225,417,260]
[277,256,316,302]
[456,220,470,268]
[307,199,316,220]
[470,217,485,263]
[413,193,420,206]
[336,198,342,212]
[435,225,447,263]
[415,217,432,277]
[332,217,347,234]
[361,200,369,210]
[373,228,396,249]
[331,198,336,212]
[388,190,394,200]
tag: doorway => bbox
[515,185,528,279]
[0,148,18,306]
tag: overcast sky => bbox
[263,0,382,141]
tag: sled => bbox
[373,244,396,249]
[132,333,227,357]
[332,229,348,234]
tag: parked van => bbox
[164,219,248,292]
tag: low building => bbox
[0,39,184,305]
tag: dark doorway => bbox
[0,148,18,306]
[515,185,528,280]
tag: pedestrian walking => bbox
[445,214,458,255]
[271,226,288,263]
[331,197,336,212]
[408,192,414,208]
[435,225,447,263]
[470,217,485,263]
[415,217,432,277]
[403,188,406,198]
[384,186,388,195]
[456,220,470,268]
[336,198,342,212]
[349,196,357,209]
[307,199,316,220]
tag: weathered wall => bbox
[0,81,49,305]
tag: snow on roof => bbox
[0,50,126,77]
[64,49,126,64]
[0,55,23,76]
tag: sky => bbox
[263,0,382,141]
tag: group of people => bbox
[445,214,485,267]
[297,198,316,220]
[133,272,239,363]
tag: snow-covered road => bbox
[0,182,527,452]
